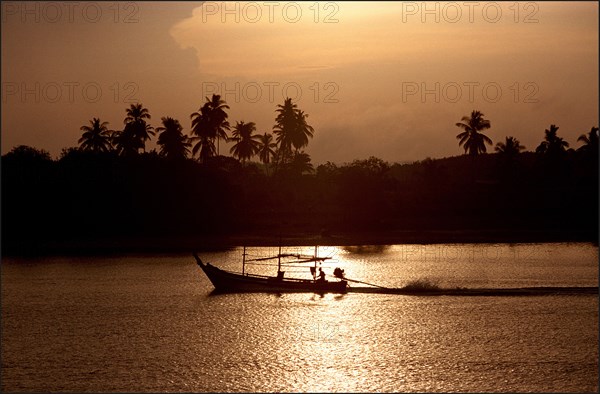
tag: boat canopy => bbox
[246,254,331,263]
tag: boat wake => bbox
[347,286,598,296]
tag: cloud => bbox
[170,2,426,78]
[168,2,597,164]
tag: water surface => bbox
[2,243,598,392]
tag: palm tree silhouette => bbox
[156,117,191,160]
[78,118,112,153]
[257,133,277,175]
[577,126,598,154]
[455,110,492,155]
[113,127,141,156]
[536,124,569,156]
[195,136,216,163]
[229,121,260,163]
[290,151,314,175]
[190,94,230,161]
[190,105,213,162]
[292,110,315,151]
[207,94,230,155]
[273,97,298,164]
[495,136,525,182]
[273,98,314,165]
[124,103,154,152]
[495,136,525,156]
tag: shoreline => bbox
[2,229,597,257]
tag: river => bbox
[2,242,598,392]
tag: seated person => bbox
[318,267,326,282]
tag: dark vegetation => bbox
[2,99,598,255]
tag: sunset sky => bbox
[2,1,598,164]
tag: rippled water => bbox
[2,243,598,392]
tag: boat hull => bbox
[194,254,347,293]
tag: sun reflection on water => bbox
[2,243,597,392]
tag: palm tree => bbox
[112,127,141,157]
[206,94,230,155]
[194,135,216,163]
[273,97,298,164]
[577,126,598,154]
[78,118,112,153]
[273,98,314,165]
[257,133,277,174]
[292,110,315,151]
[455,110,493,155]
[156,117,191,160]
[190,105,213,162]
[495,136,525,156]
[290,151,314,175]
[495,136,525,182]
[190,94,230,161]
[536,124,569,156]
[124,103,151,124]
[123,103,154,153]
[229,121,260,163]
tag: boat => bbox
[193,247,348,293]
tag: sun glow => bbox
[170,2,412,77]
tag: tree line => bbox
[2,102,598,254]
[76,95,315,175]
[76,101,598,174]
[454,109,597,161]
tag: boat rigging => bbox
[194,246,348,293]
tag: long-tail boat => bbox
[193,247,348,293]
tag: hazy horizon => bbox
[2,1,598,164]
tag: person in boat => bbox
[333,267,345,279]
[318,267,326,282]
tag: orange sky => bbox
[2,1,598,163]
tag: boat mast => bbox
[242,246,246,275]
[277,243,282,274]
[314,245,318,278]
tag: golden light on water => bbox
[2,245,598,391]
